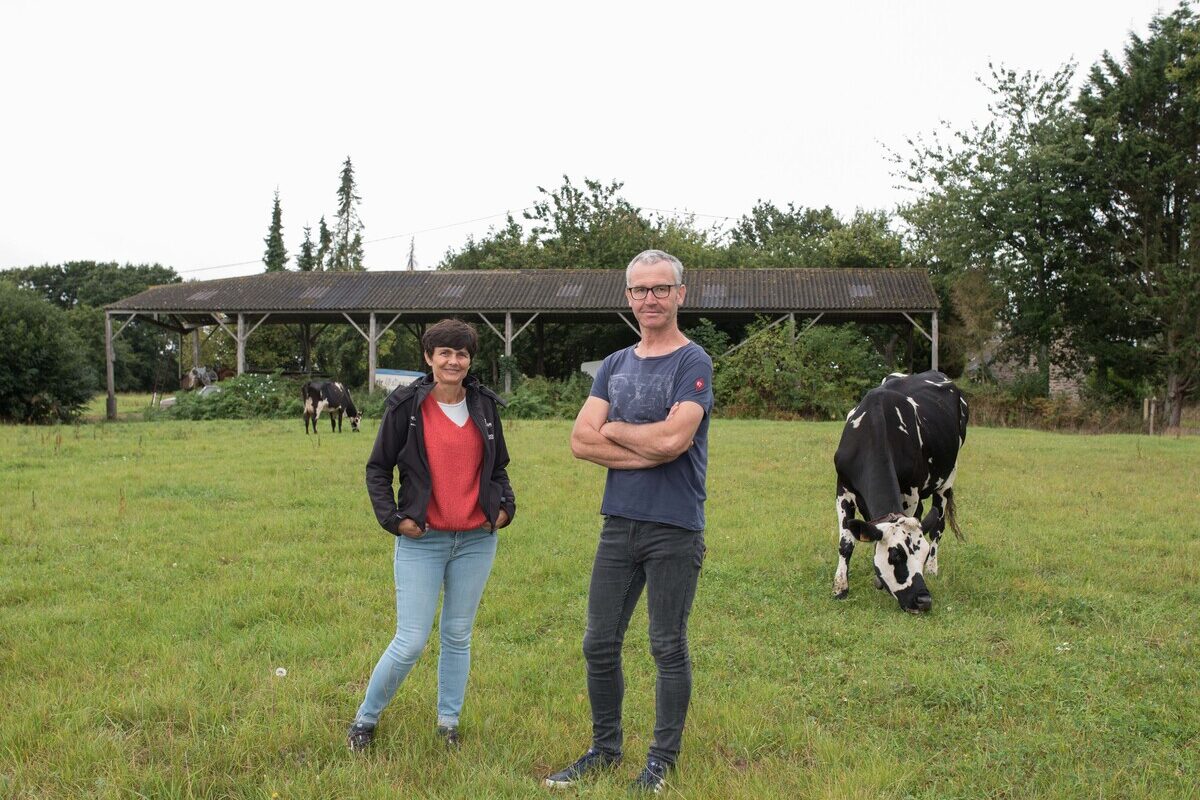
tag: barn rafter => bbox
[104,268,941,420]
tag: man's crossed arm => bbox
[570,396,705,469]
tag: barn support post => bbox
[931,311,939,372]
[301,324,310,373]
[504,312,513,394]
[191,329,201,370]
[105,312,116,421]
[237,314,246,375]
[368,313,377,394]
[477,312,537,394]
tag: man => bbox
[545,250,713,794]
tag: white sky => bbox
[0,0,1168,280]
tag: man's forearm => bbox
[600,420,682,461]
[572,424,664,469]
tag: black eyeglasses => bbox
[626,284,678,300]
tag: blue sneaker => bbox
[544,748,621,788]
[629,757,671,793]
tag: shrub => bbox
[159,373,303,420]
[960,380,1142,433]
[0,283,97,422]
[713,322,885,419]
[502,372,593,419]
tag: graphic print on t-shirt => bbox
[607,372,673,424]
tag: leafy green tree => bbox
[4,262,181,391]
[296,224,317,271]
[727,202,904,267]
[5,261,178,308]
[0,283,97,422]
[330,157,365,271]
[262,189,288,271]
[1076,5,1200,427]
[897,63,1093,392]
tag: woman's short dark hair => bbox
[421,318,479,357]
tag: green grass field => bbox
[1,406,1198,799]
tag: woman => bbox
[351,318,515,751]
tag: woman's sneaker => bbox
[543,748,621,788]
[629,758,671,794]
[346,721,375,752]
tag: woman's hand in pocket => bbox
[396,518,426,538]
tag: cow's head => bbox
[845,509,942,613]
[349,412,362,432]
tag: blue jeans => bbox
[583,516,705,765]
[355,527,497,728]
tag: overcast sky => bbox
[0,0,1170,280]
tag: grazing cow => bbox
[832,371,968,613]
[302,381,362,434]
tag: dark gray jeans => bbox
[582,516,705,765]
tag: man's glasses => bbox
[626,284,678,300]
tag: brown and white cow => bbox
[832,371,968,613]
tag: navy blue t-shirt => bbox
[590,341,714,531]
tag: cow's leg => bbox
[927,465,958,576]
[334,409,342,433]
[926,492,945,576]
[314,399,328,434]
[834,484,858,599]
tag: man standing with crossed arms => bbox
[546,249,713,794]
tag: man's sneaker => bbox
[544,748,621,788]
[629,758,671,794]
[346,721,375,752]
[436,724,461,750]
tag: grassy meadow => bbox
[1,404,1198,799]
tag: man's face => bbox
[626,260,686,333]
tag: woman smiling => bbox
[351,318,515,751]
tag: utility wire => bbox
[177,205,742,276]
[177,208,533,275]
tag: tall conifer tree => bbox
[296,224,317,271]
[262,189,289,272]
[316,216,333,272]
[330,156,365,271]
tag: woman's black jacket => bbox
[365,374,516,535]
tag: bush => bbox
[159,373,303,420]
[960,380,1143,433]
[502,372,594,419]
[713,322,885,419]
[0,283,97,422]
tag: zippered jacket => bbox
[365,374,516,534]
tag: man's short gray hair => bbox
[625,249,684,286]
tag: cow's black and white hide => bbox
[302,381,361,434]
[832,371,967,613]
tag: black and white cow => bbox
[302,381,362,434]
[832,371,968,613]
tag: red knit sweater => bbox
[421,393,486,531]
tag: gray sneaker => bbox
[544,748,621,788]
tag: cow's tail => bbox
[946,491,964,541]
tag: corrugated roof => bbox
[107,268,938,315]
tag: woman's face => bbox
[424,345,472,387]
